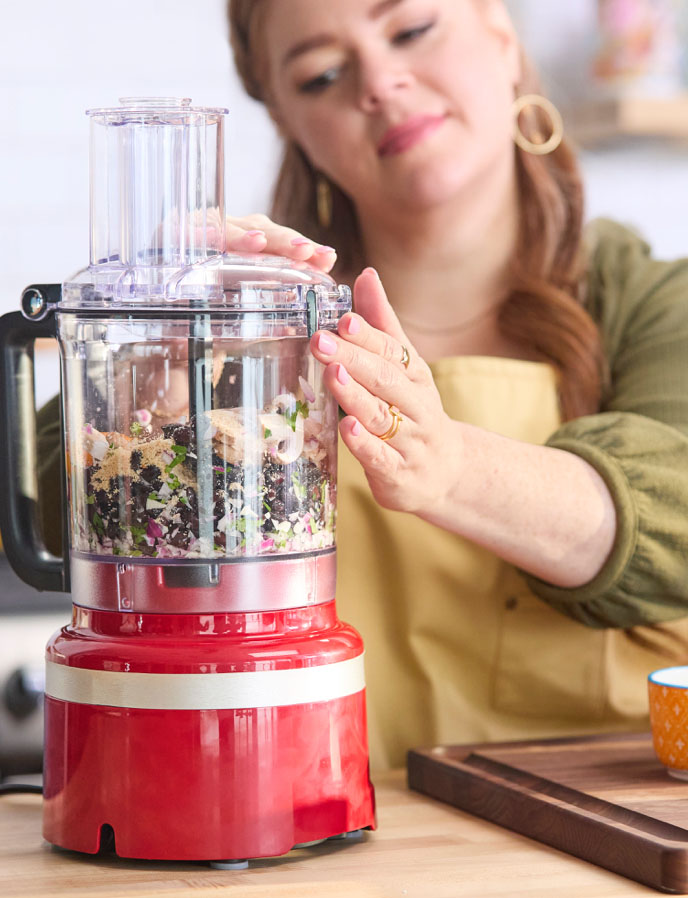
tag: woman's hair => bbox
[228,0,607,420]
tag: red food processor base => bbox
[42,603,376,862]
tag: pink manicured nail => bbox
[351,419,361,436]
[336,363,350,385]
[291,237,311,246]
[246,229,266,237]
[345,315,361,335]
[316,245,336,254]
[316,332,337,355]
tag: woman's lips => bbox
[377,114,446,158]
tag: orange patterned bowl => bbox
[648,667,688,779]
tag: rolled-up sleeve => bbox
[523,220,688,628]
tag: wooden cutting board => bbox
[407,733,688,894]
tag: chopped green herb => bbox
[165,444,188,473]
[130,421,143,437]
[291,472,306,501]
[86,494,95,505]
[166,472,181,490]
[179,495,190,507]
[285,400,310,431]
[92,512,104,536]
[130,525,147,545]
[113,546,121,556]
[264,427,272,439]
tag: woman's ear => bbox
[478,0,522,87]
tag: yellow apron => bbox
[336,355,688,771]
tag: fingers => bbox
[337,310,425,384]
[225,214,337,271]
[323,362,410,448]
[312,329,420,417]
[352,268,407,343]
[224,220,269,254]
[339,414,402,479]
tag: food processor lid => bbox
[58,97,351,320]
[61,249,351,320]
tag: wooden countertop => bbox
[0,770,672,898]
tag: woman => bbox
[222,0,688,769]
[36,0,688,770]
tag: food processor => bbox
[0,97,375,864]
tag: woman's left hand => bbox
[310,267,455,516]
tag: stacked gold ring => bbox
[377,405,403,441]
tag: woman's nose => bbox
[356,52,413,112]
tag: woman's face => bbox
[262,0,521,216]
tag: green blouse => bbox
[525,219,688,628]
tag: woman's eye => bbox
[298,67,342,94]
[391,21,434,46]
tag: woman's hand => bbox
[225,214,337,272]
[310,267,455,516]
[311,267,617,589]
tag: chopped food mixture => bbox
[74,392,336,558]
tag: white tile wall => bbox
[581,140,688,260]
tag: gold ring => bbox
[376,405,403,441]
[400,345,410,369]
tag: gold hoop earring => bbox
[316,175,333,229]
[512,94,564,156]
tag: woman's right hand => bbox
[225,214,337,272]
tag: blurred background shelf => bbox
[568,93,688,145]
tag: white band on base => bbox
[45,654,365,710]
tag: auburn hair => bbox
[228,0,607,421]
